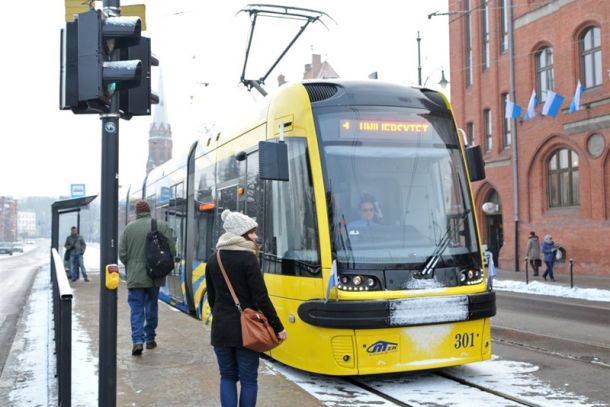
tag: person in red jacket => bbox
[205,209,287,407]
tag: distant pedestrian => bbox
[525,231,541,276]
[119,200,175,356]
[64,226,88,282]
[542,234,558,282]
[205,209,287,407]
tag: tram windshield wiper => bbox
[338,213,355,269]
[419,209,470,278]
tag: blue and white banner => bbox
[504,99,522,119]
[542,90,564,117]
[523,89,537,120]
[325,259,338,303]
[568,80,584,113]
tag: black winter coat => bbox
[205,250,284,348]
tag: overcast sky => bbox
[0,0,450,199]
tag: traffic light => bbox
[119,36,160,118]
[60,8,157,117]
[77,9,142,108]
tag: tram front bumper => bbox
[297,291,495,329]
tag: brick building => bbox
[449,0,609,275]
[0,196,18,241]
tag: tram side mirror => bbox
[465,145,486,182]
[259,141,289,181]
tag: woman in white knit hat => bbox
[205,209,287,407]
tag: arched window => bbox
[548,149,579,208]
[580,26,602,89]
[536,47,554,103]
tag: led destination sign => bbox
[340,119,430,134]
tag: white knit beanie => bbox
[221,209,258,236]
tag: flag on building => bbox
[505,99,522,119]
[523,89,538,120]
[325,259,338,303]
[542,90,564,117]
[569,80,584,113]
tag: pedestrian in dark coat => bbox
[119,200,175,356]
[64,226,88,282]
[525,231,541,276]
[542,234,558,281]
[205,209,287,407]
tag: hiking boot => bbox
[146,341,157,350]
[132,344,144,356]
[84,278,90,282]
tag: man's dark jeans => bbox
[213,346,259,407]
[127,287,159,345]
[70,254,88,281]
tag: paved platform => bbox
[71,273,322,406]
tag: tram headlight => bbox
[467,269,475,279]
[352,275,363,286]
[459,272,467,283]
[340,275,350,285]
[365,277,376,287]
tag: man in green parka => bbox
[119,200,176,356]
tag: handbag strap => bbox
[216,251,243,313]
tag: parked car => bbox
[12,242,24,253]
[0,242,13,255]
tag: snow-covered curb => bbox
[493,279,610,302]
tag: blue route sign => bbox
[71,184,86,198]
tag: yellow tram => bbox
[122,80,495,375]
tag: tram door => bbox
[165,182,186,302]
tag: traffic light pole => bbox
[99,2,120,406]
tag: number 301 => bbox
[454,332,475,349]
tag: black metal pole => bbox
[99,2,120,406]
[59,298,72,406]
[508,0,520,272]
[417,31,422,86]
[525,258,529,285]
[570,258,574,288]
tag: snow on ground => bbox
[6,268,97,407]
[447,355,602,407]
[265,355,602,407]
[6,268,52,406]
[493,279,610,303]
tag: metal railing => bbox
[51,248,73,406]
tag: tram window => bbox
[245,151,262,222]
[194,164,216,261]
[147,194,157,219]
[262,138,321,277]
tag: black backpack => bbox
[145,218,174,280]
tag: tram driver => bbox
[348,194,383,231]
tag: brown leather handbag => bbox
[216,251,280,352]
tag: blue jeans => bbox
[543,261,555,280]
[70,254,88,281]
[127,287,159,345]
[213,346,260,407]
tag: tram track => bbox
[347,371,540,407]
[492,325,610,368]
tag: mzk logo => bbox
[367,340,398,354]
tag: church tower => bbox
[147,72,172,174]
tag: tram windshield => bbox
[315,106,479,269]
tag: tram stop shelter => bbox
[50,195,97,276]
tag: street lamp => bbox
[417,31,449,89]
[423,67,449,89]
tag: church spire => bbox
[147,69,172,174]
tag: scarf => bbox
[216,232,257,255]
